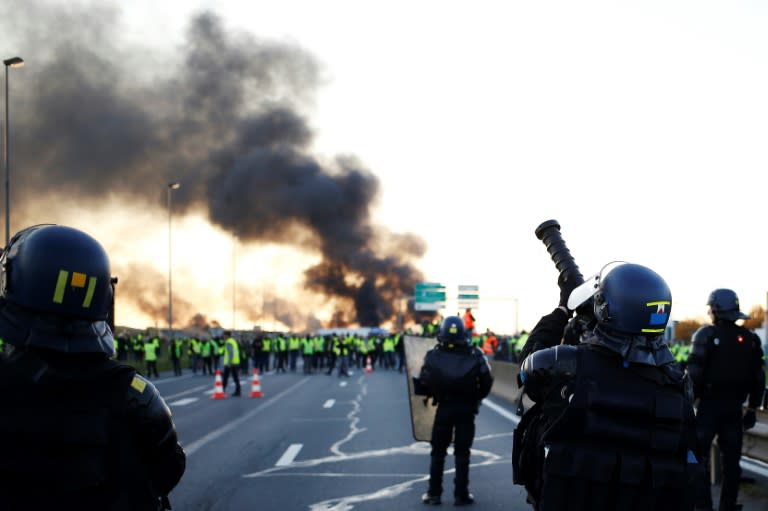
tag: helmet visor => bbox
[567,261,627,311]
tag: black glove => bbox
[558,271,580,311]
[743,410,757,431]
[412,376,429,396]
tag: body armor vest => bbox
[0,351,151,510]
[539,347,695,511]
[700,324,757,399]
[423,345,485,404]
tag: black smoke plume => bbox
[1,1,426,329]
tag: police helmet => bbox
[0,224,115,354]
[593,263,671,336]
[706,288,749,321]
[437,316,467,344]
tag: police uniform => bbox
[0,224,186,510]
[514,263,699,511]
[686,289,766,511]
[417,316,494,506]
[0,349,186,510]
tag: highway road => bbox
[154,364,768,511]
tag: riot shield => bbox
[403,335,439,442]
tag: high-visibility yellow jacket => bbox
[223,337,240,366]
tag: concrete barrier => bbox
[488,359,768,464]
[744,410,768,462]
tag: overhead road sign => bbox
[415,282,446,311]
[458,284,479,309]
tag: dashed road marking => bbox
[276,444,303,466]
[169,397,199,407]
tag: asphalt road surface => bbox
[153,363,768,511]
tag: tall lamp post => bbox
[167,182,181,339]
[514,298,519,335]
[4,56,24,246]
[232,234,236,331]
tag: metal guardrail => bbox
[487,360,768,464]
[743,409,768,463]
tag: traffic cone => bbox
[365,355,373,374]
[211,369,227,399]
[250,368,263,398]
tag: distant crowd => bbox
[110,326,538,379]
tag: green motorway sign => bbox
[414,282,446,311]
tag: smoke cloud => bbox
[1,1,426,330]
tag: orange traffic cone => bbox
[250,368,263,398]
[365,355,374,374]
[211,369,227,399]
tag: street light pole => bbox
[167,182,181,340]
[514,298,519,335]
[232,234,236,331]
[4,56,24,246]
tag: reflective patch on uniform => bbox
[130,376,146,393]
[82,276,97,308]
[71,272,87,288]
[51,270,97,309]
[52,270,69,303]
[714,338,720,346]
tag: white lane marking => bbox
[150,374,194,384]
[339,381,348,387]
[242,378,506,509]
[276,444,303,466]
[164,384,210,400]
[482,397,520,425]
[259,472,425,477]
[323,399,335,408]
[169,397,199,407]
[184,377,311,456]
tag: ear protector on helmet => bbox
[594,291,609,323]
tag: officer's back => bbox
[686,288,765,511]
[0,225,185,510]
[516,263,698,511]
[417,316,493,506]
[422,339,491,405]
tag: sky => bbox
[1,0,767,335]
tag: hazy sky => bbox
[3,0,767,334]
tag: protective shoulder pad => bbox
[521,344,578,379]
[126,373,172,421]
[691,325,715,347]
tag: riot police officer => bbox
[0,224,186,510]
[686,289,765,511]
[416,316,494,506]
[514,262,699,511]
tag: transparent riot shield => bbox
[403,335,439,442]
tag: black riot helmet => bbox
[707,288,749,321]
[437,316,467,344]
[593,263,672,337]
[0,224,115,354]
